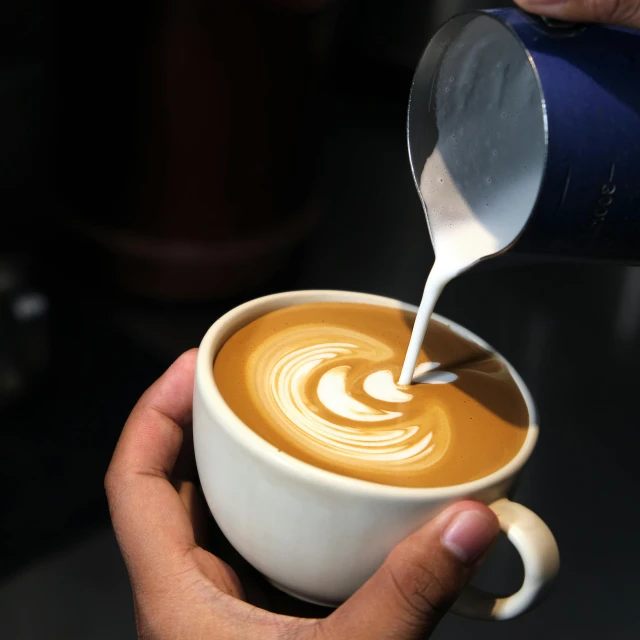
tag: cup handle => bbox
[451,498,560,620]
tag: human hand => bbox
[105,350,500,640]
[514,0,640,28]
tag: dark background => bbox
[2,1,639,638]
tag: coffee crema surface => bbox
[214,302,529,488]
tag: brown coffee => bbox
[214,302,529,488]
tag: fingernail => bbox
[442,510,498,565]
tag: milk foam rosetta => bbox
[252,326,453,471]
[214,303,529,488]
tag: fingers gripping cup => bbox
[193,290,559,621]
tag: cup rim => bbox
[196,289,539,500]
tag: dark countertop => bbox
[2,65,640,640]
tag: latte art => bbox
[252,327,452,471]
[215,302,529,488]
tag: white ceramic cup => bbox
[193,290,560,621]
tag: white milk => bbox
[399,15,546,384]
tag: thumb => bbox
[514,0,640,28]
[319,501,500,640]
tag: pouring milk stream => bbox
[399,16,546,385]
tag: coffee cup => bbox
[193,289,559,620]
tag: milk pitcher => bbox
[410,8,640,262]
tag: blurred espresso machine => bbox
[51,0,342,301]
